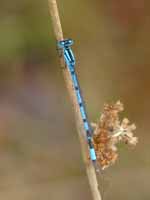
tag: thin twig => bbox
[48,1,102,199]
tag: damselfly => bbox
[58,39,99,171]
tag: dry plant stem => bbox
[48,0,102,200]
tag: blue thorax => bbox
[58,39,75,67]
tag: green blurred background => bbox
[0,0,149,199]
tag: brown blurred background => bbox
[0,0,149,199]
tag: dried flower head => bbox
[92,101,138,170]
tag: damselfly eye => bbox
[66,39,74,45]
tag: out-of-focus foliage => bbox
[0,0,149,199]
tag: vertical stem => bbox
[48,0,63,40]
[48,0,102,199]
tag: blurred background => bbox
[0,0,149,199]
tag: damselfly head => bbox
[58,39,74,48]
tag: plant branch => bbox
[48,0,102,199]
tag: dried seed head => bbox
[92,101,138,169]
